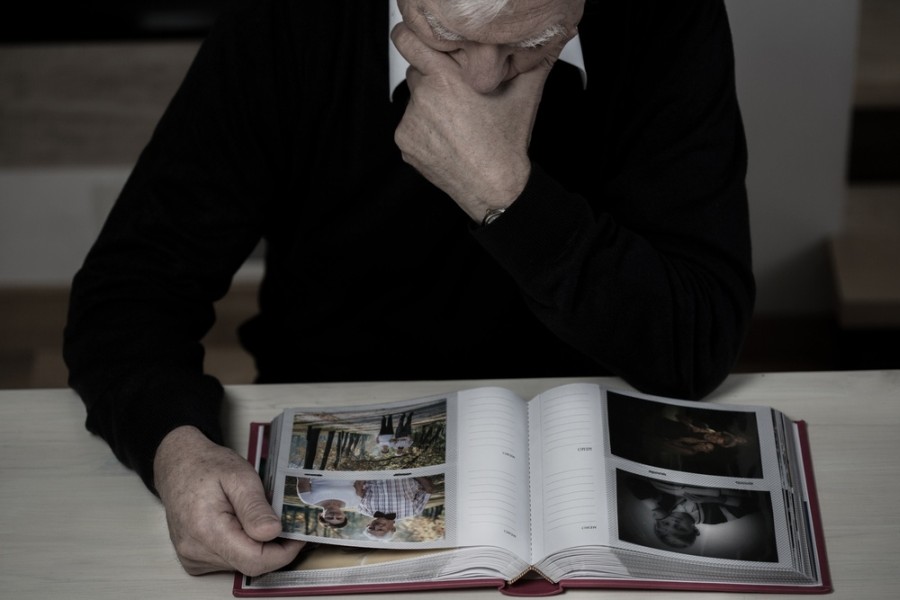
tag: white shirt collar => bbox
[388,0,587,99]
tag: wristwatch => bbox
[481,207,506,227]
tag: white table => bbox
[2,370,899,599]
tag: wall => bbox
[725,0,860,315]
[0,41,197,285]
[0,1,860,315]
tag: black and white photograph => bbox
[615,470,778,561]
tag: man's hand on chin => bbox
[392,21,558,223]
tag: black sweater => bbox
[64,0,754,491]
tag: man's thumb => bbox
[229,471,283,542]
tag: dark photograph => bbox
[607,391,763,478]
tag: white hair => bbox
[442,0,514,28]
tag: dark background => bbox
[1,1,228,43]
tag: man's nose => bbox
[459,44,510,94]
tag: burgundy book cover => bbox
[233,420,832,597]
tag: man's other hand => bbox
[153,426,304,576]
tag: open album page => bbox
[259,389,536,581]
[267,394,458,551]
[528,383,818,586]
[453,387,532,561]
[526,383,613,564]
[245,384,823,592]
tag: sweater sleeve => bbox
[62,0,286,493]
[473,0,754,399]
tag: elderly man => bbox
[65,0,753,577]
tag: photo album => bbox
[233,382,830,597]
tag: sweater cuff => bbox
[86,371,225,495]
[472,163,594,281]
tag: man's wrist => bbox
[481,207,507,226]
[153,425,210,492]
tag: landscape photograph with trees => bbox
[287,397,448,472]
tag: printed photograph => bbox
[288,398,447,471]
[281,473,446,544]
[615,470,778,561]
[606,391,763,478]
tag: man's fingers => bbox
[182,513,305,577]
[215,518,306,577]
[155,427,305,577]
[391,21,453,75]
[241,503,283,542]
[198,500,304,577]
[225,466,283,542]
[215,462,305,575]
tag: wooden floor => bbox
[2,283,897,391]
